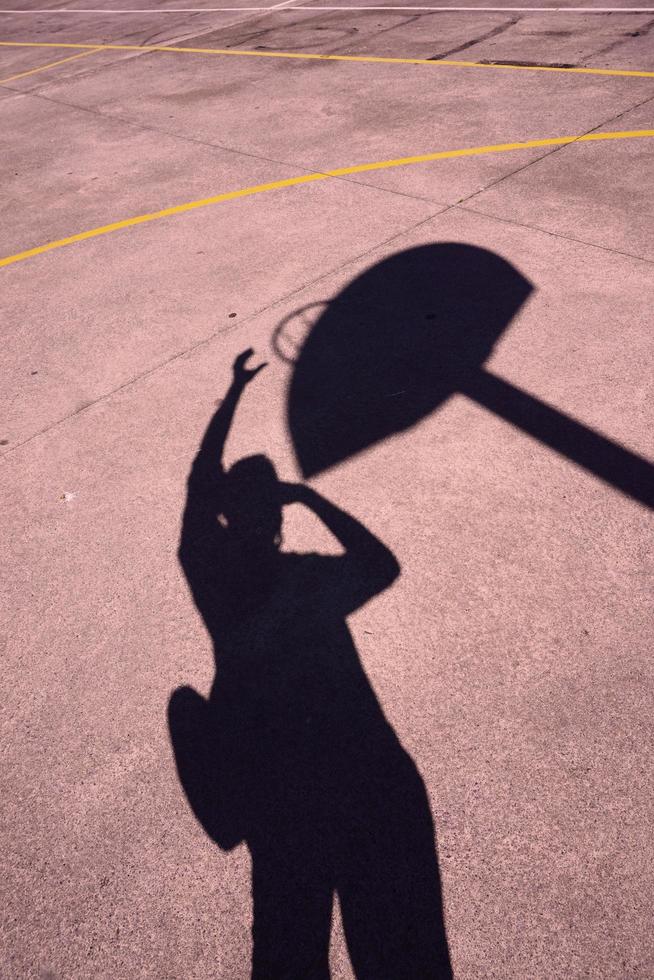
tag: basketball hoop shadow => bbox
[272,301,330,365]
[273,243,653,508]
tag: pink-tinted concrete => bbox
[1,3,653,978]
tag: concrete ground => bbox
[1,1,653,978]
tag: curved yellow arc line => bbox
[2,129,653,270]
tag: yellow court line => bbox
[1,38,654,78]
[2,129,653,270]
[0,46,99,84]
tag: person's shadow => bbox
[168,351,453,979]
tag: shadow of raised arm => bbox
[282,482,400,615]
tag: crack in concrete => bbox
[429,16,518,61]
[587,15,654,58]
[216,16,362,53]
[478,56,577,67]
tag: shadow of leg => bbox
[337,747,453,980]
[250,828,333,980]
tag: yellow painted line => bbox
[0,46,99,84]
[326,129,654,174]
[1,129,653,270]
[1,38,654,78]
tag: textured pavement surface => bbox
[1,2,653,977]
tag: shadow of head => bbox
[221,454,282,551]
[285,243,533,477]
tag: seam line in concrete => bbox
[0,210,445,460]
[313,172,451,205]
[454,201,654,265]
[4,86,449,211]
[13,86,333,176]
[5,85,454,210]
[31,86,455,207]
[450,91,654,209]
